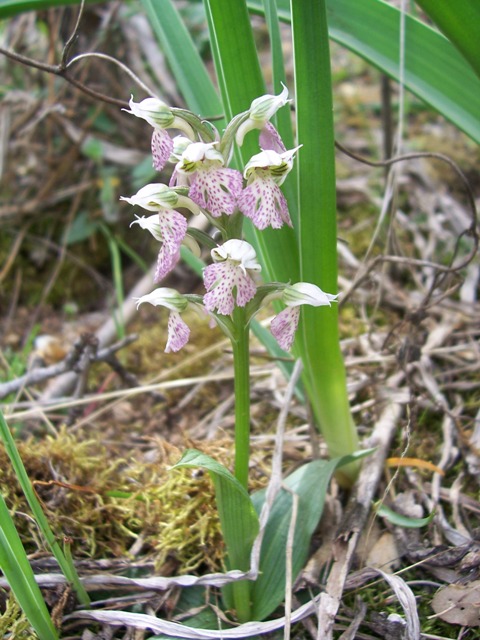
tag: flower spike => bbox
[203,240,261,315]
[271,283,338,351]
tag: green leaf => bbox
[415,0,480,79]
[140,0,223,122]
[0,0,91,18]
[248,0,480,143]
[172,449,259,621]
[291,0,360,485]
[250,450,372,621]
[375,503,435,528]
[0,495,58,639]
[173,449,259,569]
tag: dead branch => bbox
[0,334,137,400]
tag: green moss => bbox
[0,593,39,640]
[0,428,228,572]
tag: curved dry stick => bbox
[65,52,157,98]
[335,142,478,232]
[0,44,128,108]
[60,0,86,67]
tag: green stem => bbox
[231,306,251,491]
[226,306,252,621]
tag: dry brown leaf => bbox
[365,532,400,573]
[431,581,480,626]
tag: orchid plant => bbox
[122,88,337,491]
[120,90,365,621]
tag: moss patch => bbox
[0,428,230,573]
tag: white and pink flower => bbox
[238,147,300,230]
[173,142,243,217]
[122,183,199,282]
[271,283,338,350]
[135,288,191,353]
[125,96,195,172]
[203,240,261,315]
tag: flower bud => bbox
[125,96,175,129]
[235,84,290,146]
[121,183,179,211]
[248,83,290,124]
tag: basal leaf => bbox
[249,450,372,621]
[172,449,259,619]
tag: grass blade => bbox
[0,0,88,18]
[0,495,58,639]
[291,0,359,483]
[415,0,480,79]
[248,0,480,143]
[0,410,90,606]
[140,0,223,122]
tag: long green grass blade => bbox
[0,495,58,639]
[415,0,480,79]
[0,0,87,18]
[248,0,480,143]
[204,0,299,285]
[291,0,359,484]
[139,0,224,122]
[0,410,90,606]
